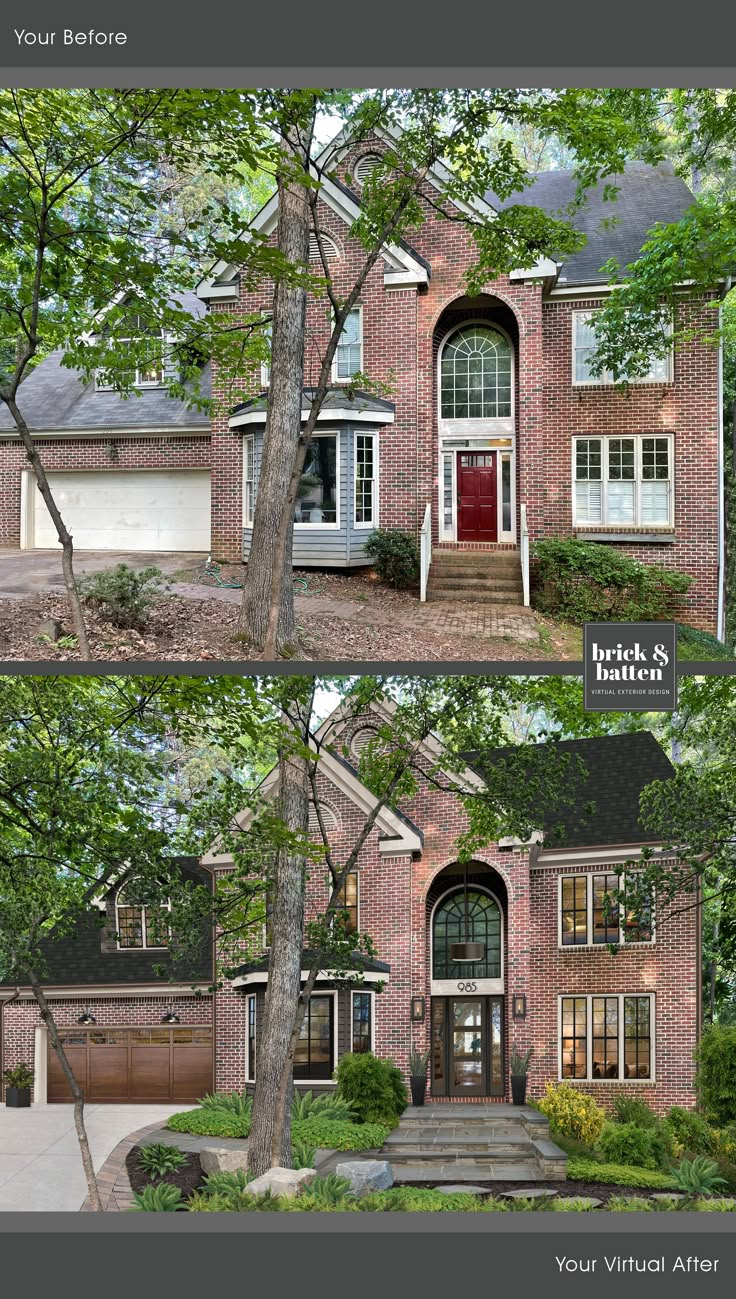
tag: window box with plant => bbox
[4,1064,33,1107]
[510,1046,533,1106]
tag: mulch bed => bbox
[126,1148,203,1199]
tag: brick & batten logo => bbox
[583,623,678,712]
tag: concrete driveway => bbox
[0,550,206,599]
[0,1104,183,1211]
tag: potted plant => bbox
[408,1046,430,1107]
[509,1046,533,1106]
[4,1063,33,1108]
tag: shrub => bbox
[291,1090,355,1122]
[199,1090,253,1120]
[168,1108,250,1139]
[201,1168,252,1198]
[137,1143,187,1180]
[597,1121,667,1170]
[292,1118,390,1150]
[532,538,691,625]
[130,1184,183,1211]
[694,1024,736,1124]
[567,1158,678,1189]
[672,1156,728,1197]
[661,1105,714,1158]
[363,529,420,589]
[335,1051,408,1125]
[361,1187,491,1212]
[611,1095,658,1128]
[2,1063,34,1089]
[537,1082,606,1146]
[79,563,167,629]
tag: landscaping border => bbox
[80,1121,166,1212]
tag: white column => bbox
[33,1025,48,1104]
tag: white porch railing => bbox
[520,503,531,607]
[420,502,432,602]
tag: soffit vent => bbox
[353,153,383,187]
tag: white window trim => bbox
[557,873,656,950]
[349,988,376,1055]
[571,309,674,387]
[571,434,675,530]
[115,885,172,952]
[331,305,363,385]
[429,883,504,996]
[95,329,172,392]
[294,432,341,530]
[246,992,257,1082]
[557,992,656,1084]
[243,434,255,528]
[293,989,339,1084]
[353,430,379,530]
[260,322,271,389]
[437,319,516,433]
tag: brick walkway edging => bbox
[81,1121,165,1212]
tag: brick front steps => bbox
[382,1104,567,1184]
[426,549,524,606]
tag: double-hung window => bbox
[572,310,672,386]
[560,993,654,1081]
[559,874,653,947]
[573,435,673,529]
[333,307,363,381]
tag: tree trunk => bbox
[4,397,92,659]
[240,124,310,656]
[28,975,102,1210]
[246,735,308,1176]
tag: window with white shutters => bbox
[573,435,673,528]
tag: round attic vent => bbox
[353,153,383,186]
[350,726,379,759]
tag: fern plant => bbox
[673,1156,727,1197]
[291,1090,356,1122]
[300,1174,353,1208]
[292,1139,316,1169]
[137,1143,187,1180]
[202,1168,252,1197]
[130,1183,183,1211]
[199,1090,253,1119]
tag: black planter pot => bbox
[5,1087,31,1108]
[410,1075,427,1107]
[510,1074,528,1106]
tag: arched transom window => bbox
[116,881,171,950]
[432,887,501,980]
[440,325,512,420]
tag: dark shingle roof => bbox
[231,387,395,418]
[464,731,675,850]
[0,291,210,433]
[494,161,695,285]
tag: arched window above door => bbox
[440,324,512,420]
[432,886,502,980]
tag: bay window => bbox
[560,993,654,1081]
[573,435,673,529]
[572,310,672,385]
[295,435,338,526]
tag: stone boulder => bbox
[334,1159,393,1196]
[247,1166,317,1198]
[200,1147,249,1176]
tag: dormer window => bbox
[115,881,171,950]
[95,315,171,392]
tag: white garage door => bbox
[33,470,211,551]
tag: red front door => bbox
[457,453,497,541]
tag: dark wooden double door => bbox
[48,1025,213,1103]
[431,996,504,1097]
[457,453,497,542]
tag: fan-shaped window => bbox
[116,881,171,950]
[309,232,339,260]
[440,325,512,420]
[432,887,501,980]
[353,153,382,186]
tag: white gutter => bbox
[717,301,726,643]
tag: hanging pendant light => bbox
[449,862,486,963]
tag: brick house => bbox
[0,127,725,635]
[0,713,700,1114]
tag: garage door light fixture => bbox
[77,1008,96,1024]
[161,1006,180,1024]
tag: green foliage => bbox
[537,1082,606,1146]
[692,1198,736,1211]
[597,1121,667,1170]
[672,1156,728,1196]
[360,1187,492,1212]
[299,1174,353,1208]
[290,1090,355,1122]
[201,1168,252,1197]
[532,538,691,625]
[335,1051,408,1126]
[79,565,168,630]
[408,1047,430,1076]
[608,1196,655,1212]
[3,1064,33,1089]
[200,1090,253,1120]
[130,1183,184,1212]
[611,1095,658,1128]
[695,1024,736,1124]
[567,1157,678,1189]
[168,1108,250,1139]
[676,624,734,662]
[137,1143,187,1180]
[509,1045,533,1076]
[363,530,420,589]
[292,1119,391,1151]
[661,1105,714,1158]
[291,1140,316,1169]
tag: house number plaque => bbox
[456,981,478,993]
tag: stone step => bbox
[428,575,523,591]
[433,549,520,563]
[426,589,526,606]
[432,555,522,570]
[385,1126,530,1146]
[391,1161,543,1184]
[386,1148,535,1163]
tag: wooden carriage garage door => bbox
[32,469,211,551]
[48,1026,213,1103]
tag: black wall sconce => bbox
[77,1008,96,1025]
[410,996,425,1023]
[512,995,527,1020]
[161,1006,181,1024]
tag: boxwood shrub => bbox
[363,529,420,589]
[166,1108,390,1152]
[597,1121,668,1170]
[532,538,691,625]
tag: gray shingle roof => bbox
[231,387,395,418]
[0,291,210,433]
[494,161,695,285]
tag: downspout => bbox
[717,294,728,642]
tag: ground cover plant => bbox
[532,538,691,624]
